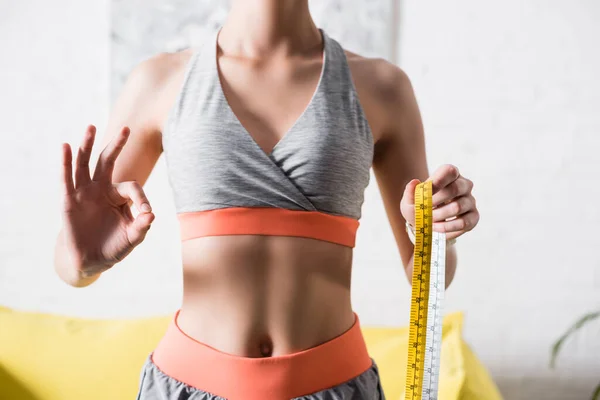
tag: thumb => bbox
[403,179,421,206]
[127,212,155,247]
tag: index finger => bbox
[92,126,130,182]
[428,164,460,194]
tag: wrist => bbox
[73,261,112,287]
[54,229,106,288]
[71,271,102,288]
[54,260,102,288]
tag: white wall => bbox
[390,0,600,398]
[0,1,598,399]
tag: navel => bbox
[258,336,274,357]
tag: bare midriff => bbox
[176,234,355,358]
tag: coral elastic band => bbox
[151,310,373,400]
[178,207,359,248]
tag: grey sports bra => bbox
[162,28,374,248]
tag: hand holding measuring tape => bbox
[400,164,479,245]
[399,164,480,400]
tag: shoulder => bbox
[343,50,419,143]
[345,51,412,101]
[115,48,195,130]
[124,48,195,95]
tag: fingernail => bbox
[141,203,151,212]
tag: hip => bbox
[137,310,385,400]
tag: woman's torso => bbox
[154,28,387,358]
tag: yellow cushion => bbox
[0,306,502,400]
[363,312,503,400]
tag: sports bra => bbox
[162,27,374,248]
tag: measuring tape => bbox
[405,180,446,400]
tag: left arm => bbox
[371,65,478,288]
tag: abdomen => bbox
[177,235,356,357]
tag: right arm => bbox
[54,53,175,287]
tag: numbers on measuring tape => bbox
[405,181,446,400]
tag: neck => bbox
[220,0,320,57]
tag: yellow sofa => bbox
[0,306,502,400]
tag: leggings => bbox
[136,311,386,400]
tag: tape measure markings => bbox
[405,180,446,400]
[422,231,445,400]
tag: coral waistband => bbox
[151,310,373,400]
[177,207,359,248]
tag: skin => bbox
[55,0,479,358]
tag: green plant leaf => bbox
[549,310,600,369]
[592,382,600,400]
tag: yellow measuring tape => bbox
[405,180,446,400]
